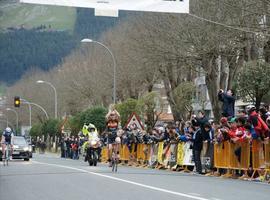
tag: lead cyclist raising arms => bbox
[105,108,123,167]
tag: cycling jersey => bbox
[107,129,117,144]
[2,131,13,144]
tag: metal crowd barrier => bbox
[99,139,270,182]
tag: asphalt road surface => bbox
[1,153,269,200]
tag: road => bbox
[0,153,269,200]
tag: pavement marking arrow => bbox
[32,161,211,200]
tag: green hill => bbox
[0,1,76,31]
[0,1,125,85]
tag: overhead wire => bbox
[187,13,270,37]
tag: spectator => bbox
[65,138,71,158]
[193,110,209,140]
[218,89,236,117]
[259,107,269,122]
[204,123,215,174]
[237,109,248,119]
[71,138,79,160]
[190,121,203,174]
[248,107,269,139]
[60,137,66,158]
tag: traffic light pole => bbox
[21,98,32,127]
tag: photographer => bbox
[218,89,236,117]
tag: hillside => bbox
[0,1,125,85]
[0,0,76,31]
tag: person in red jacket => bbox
[228,117,251,163]
[248,107,269,140]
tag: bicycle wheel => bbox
[6,146,9,166]
[3,147,7,166]
[115,158,118,172]
[112,159,115,172]
[3,154,5,166]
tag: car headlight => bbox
[13,145,19,149]
[23,147,29,151]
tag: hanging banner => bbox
[177,142,184,165]
[149,143,158,166]
[20,0,189,17]
[157,141,164,164]
[183,141,194,166]
[169,143,177,163]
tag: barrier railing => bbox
[99,139,270,182]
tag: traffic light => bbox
[14,96,20,107]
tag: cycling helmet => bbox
[88,123,96,132]
[5,127,11,133]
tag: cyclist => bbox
[105,109,122,166]
[1,127,14,160]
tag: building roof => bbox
[158,112,174,122]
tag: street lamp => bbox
[36,80,58,118]
[28,102,49,120]
[21,98,50,127]
[81,38,117,104]
[6,108,18,131]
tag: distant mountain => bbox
[0,1,125,85]
[0,29,77,84]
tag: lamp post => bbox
[6,108,18,131]
[36,80,58,118]
[81,38,117,104]
[21,99,50,127]
[28,102,49,120]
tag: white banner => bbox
[20,0,189,16]
[183,142,194,166]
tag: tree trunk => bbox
[162,77,178,121]
[203,54,222,120]
[227,52,244,90]
[255,95,263,111]
[219,55,228,90]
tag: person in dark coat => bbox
[190,121,204,174]
[60,137,66,158]
[203,123,215,172]
[218,89,236,117]
[193,110,209,140]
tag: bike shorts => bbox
[1,139,11,145]
[107,135,117,144]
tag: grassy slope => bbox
[0,2,76,31]
[0,84,5,96]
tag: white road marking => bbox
[33,161,210,200]
[188,193,202,196]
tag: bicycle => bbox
[3,143,11,166]
[111,142,120,173]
